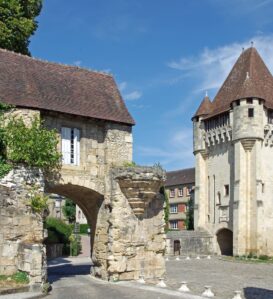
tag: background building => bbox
[165,168,195,230]
[193,47,273,256]
[76,205,88,224]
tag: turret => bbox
[232,74,265,142]
[192,94,212,153]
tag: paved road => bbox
[165,256,273,299]
[46,257,199,299]
[46,256,273,299]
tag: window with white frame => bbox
[61,127,80,165]
[170,220,178,229]
[169,189,175,197]
[178,188,183,197]
[170,204,178,213]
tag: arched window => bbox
[78,210,81,219]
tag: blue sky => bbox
[30,0,273,171]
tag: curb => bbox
[0,292,46,299]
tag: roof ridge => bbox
[0,47,113,77]
[167,167,195,173]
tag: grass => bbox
[223,255,273,264]
[0,271,29,286]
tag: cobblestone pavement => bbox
[165,256,273,299]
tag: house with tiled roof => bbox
[165,168,195,230]
[0,48,134,172]
[193,47,273,256]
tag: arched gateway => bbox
[0,49,166,288]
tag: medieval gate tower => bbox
[193,47,273,256]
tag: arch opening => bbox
[216,228,233,256]
[45,183,104,259]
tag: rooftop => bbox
[194,47,273,119]
[0,48,135,125]
[165,167,195,187]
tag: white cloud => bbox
[118,81,127,92]
[124,90,142,101]
[167,34,273,93]
[73,60,82,67]
[137,127,194,170]
[118,81,142,101]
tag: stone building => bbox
[76,205,88,224]
[193,47,273,256]
[0,48,166,285]
[165,168,195,230]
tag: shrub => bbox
[0,158,12,178]
[259,255,269,261]
[45,217,72,254]
[28,186,48,215]
[79,224,90,234]
[11,271,29,284]
[46,230,61,244]
[2,115,61,171]
[69,234,82,256]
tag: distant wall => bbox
[166,230,213,255]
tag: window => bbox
[61,127,80,165]
[236,100,240,106]
[217,192,221,205]
[262,183,265,193]
[224,185,229,196]
[170,204,178,214]
[170,220,178,229]
[178,188,183,197]
[169,189,175,198]
[186,187,191,196]
[248,108,254,117]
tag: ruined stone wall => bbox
[93,167,166,281]
[0,167,46,286]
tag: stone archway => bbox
[46,183,104,257]
[0,165,166,288]
[216,228,233,256]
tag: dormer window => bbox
[61,127,80,165]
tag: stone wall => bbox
[166,230,213,256]
[0,167,47,286]
[92,167,166,281]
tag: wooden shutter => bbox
[61,127,71,164]
[74,128,80,166]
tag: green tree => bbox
[3,116,61,170]
[62,199,76,224]
[0,0,43,55]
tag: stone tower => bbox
[192,47,273,256]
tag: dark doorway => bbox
[174,240,181,255]
[217,229,233,256]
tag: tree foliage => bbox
[62,199,76,224]
[2,116,61,170]
[0,0,43,55]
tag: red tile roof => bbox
[194,47,273,119]
[0,48,135,125]
[165,168,195,187]
[193,95,213,117]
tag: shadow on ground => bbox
[244,287,273,299]
[47,258,92,283]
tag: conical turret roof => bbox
[193,95,213,118]
[195,47,273,119]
